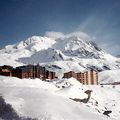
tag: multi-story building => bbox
[0,65,13,76]
[35,65,46,80]
[0,65,98,85]
[12,65,34,79]
[63,71,77,79]
[12,65,56,80]
[64,70,98,85]
[46,70,56,80]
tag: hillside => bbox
[0,76,119,120]
[0,32,119,73]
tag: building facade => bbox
[12,65,56,80]
[0,65,13,76]
[35,65,46,80]
[12,65,34,79]
[0,65,98,85]
[64,70,98,85]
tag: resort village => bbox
[0,65,98,85]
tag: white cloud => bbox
[44,31,64,39]
[66,31,91,40]
[45,31,93,41]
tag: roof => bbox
[14,65,34,72]
[0,65,13,70]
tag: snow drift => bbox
[0,76,118,120]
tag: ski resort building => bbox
[35,65,56,80]
[64,71,77,79]
[35,65,46,80]
[63,70,98,85]
[0,65,13,76]
[0,65,98,85]
[12,65,56,80]
[12,65,34,79]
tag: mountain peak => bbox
[0,32,119,71]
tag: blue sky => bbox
[0,0,120,55]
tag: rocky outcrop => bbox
[103,110,112,117]
[70,90,92,103]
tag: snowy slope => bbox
[99,69,120,84]
[0,31,120,120]
[0,36,55,67]
[0,76,118,120]
[0,32,119,71]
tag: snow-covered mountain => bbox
[0,32,119,72]
[0,32,120,120]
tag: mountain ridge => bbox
[0,32,119,72]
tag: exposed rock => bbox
[70,90,92,103]
[103,110,112,117]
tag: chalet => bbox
[0,65,13,76]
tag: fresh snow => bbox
[0,76,118,120]
[99,69,120,84]
[0,32,119,71]
[0,31,120,120]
